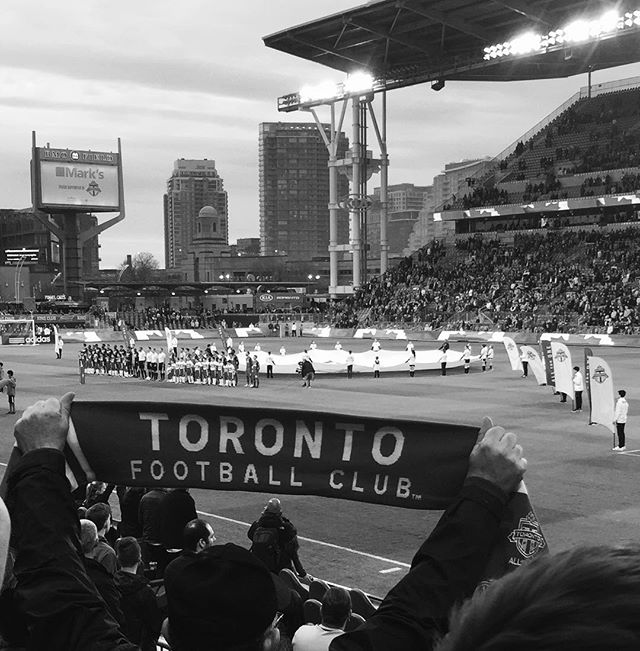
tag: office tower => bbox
[259,122,349,260]
[164,159,228,276]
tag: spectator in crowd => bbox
[330,420,527,650]
[138,486,167,546]
[293,587,352,650]
[80,519,125,626]
[85,502,118,575]
[435,545,640,650]
[158,488,198,552]
[116,486,145,538]
[164,543,282,651]
[182,518,216,554]
[248,498,307,578]
[115,537,163,651]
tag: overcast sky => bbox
[3,1,640,268]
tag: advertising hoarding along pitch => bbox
[33,147,121,212]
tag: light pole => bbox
[15,255,27,303]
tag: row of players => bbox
[78,343,265,387]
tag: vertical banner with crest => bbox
[519,346,547,385]
[502,336,523,372]
[584,348,615,433]
[550,342,574,400]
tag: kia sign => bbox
[259,294,275,302]
[33,145,123,212]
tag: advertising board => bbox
[33,146,122,212]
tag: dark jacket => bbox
[117,486,145,538]
[158,489,197,550]
[329,477,508,651]
[116,570,163,651]
[84,556,125,626]
[138,488,167,543]
[248,512,306,576]
[301,359,315,376]
[6,448,137,650]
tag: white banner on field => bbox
[520,346,547,385]
[550,342,574,400]
[502,336,522,372]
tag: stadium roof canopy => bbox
[264,0,640,94]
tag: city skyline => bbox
[2,1,640,268]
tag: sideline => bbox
[0,462,410,570]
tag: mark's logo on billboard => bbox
[55,166,105,180]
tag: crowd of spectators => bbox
[328,227,640,334]
[580,172,640,197]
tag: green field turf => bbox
[1,337,638,598]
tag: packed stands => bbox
[446,82,640,210]
[328,225,640,334]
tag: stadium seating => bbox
[448,85,640,211]
[328,225,640,333]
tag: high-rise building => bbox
[366,184,433,258]
[259,122,349,260]
[164,159,228,277]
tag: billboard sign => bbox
[33,146,122,212]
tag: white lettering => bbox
[396,477,412,498]
[372,427,405,466]
[179,414,209,452]
[255,419,284,456]
[293,420,323,459]
[219,417,244,454]
[374,474,389,495]
[150,460,165,480]
[244,464,259,484]
[139,412,169,451]
[336,423,364,462]
[196,460,210,481]
[330,469,344,490]
[351,471,364,493]
[173,461,188,481]
[290,466,302,487]
[220,462,233,483]
[130,459,142,480]
[268,465,281,486]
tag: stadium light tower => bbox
[278,73,388,298]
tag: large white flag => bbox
[585,353,615,434]
[550,342,574,400]
[503,336,522,372]
[519,346,546,385]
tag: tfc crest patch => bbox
[554,349,568,363]
[592,365,609,384]
[86,180,102,197]
[508,511,546,559]
[527,351,537,360]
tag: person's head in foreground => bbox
[164,543,279,651]
[436,544,640,651]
